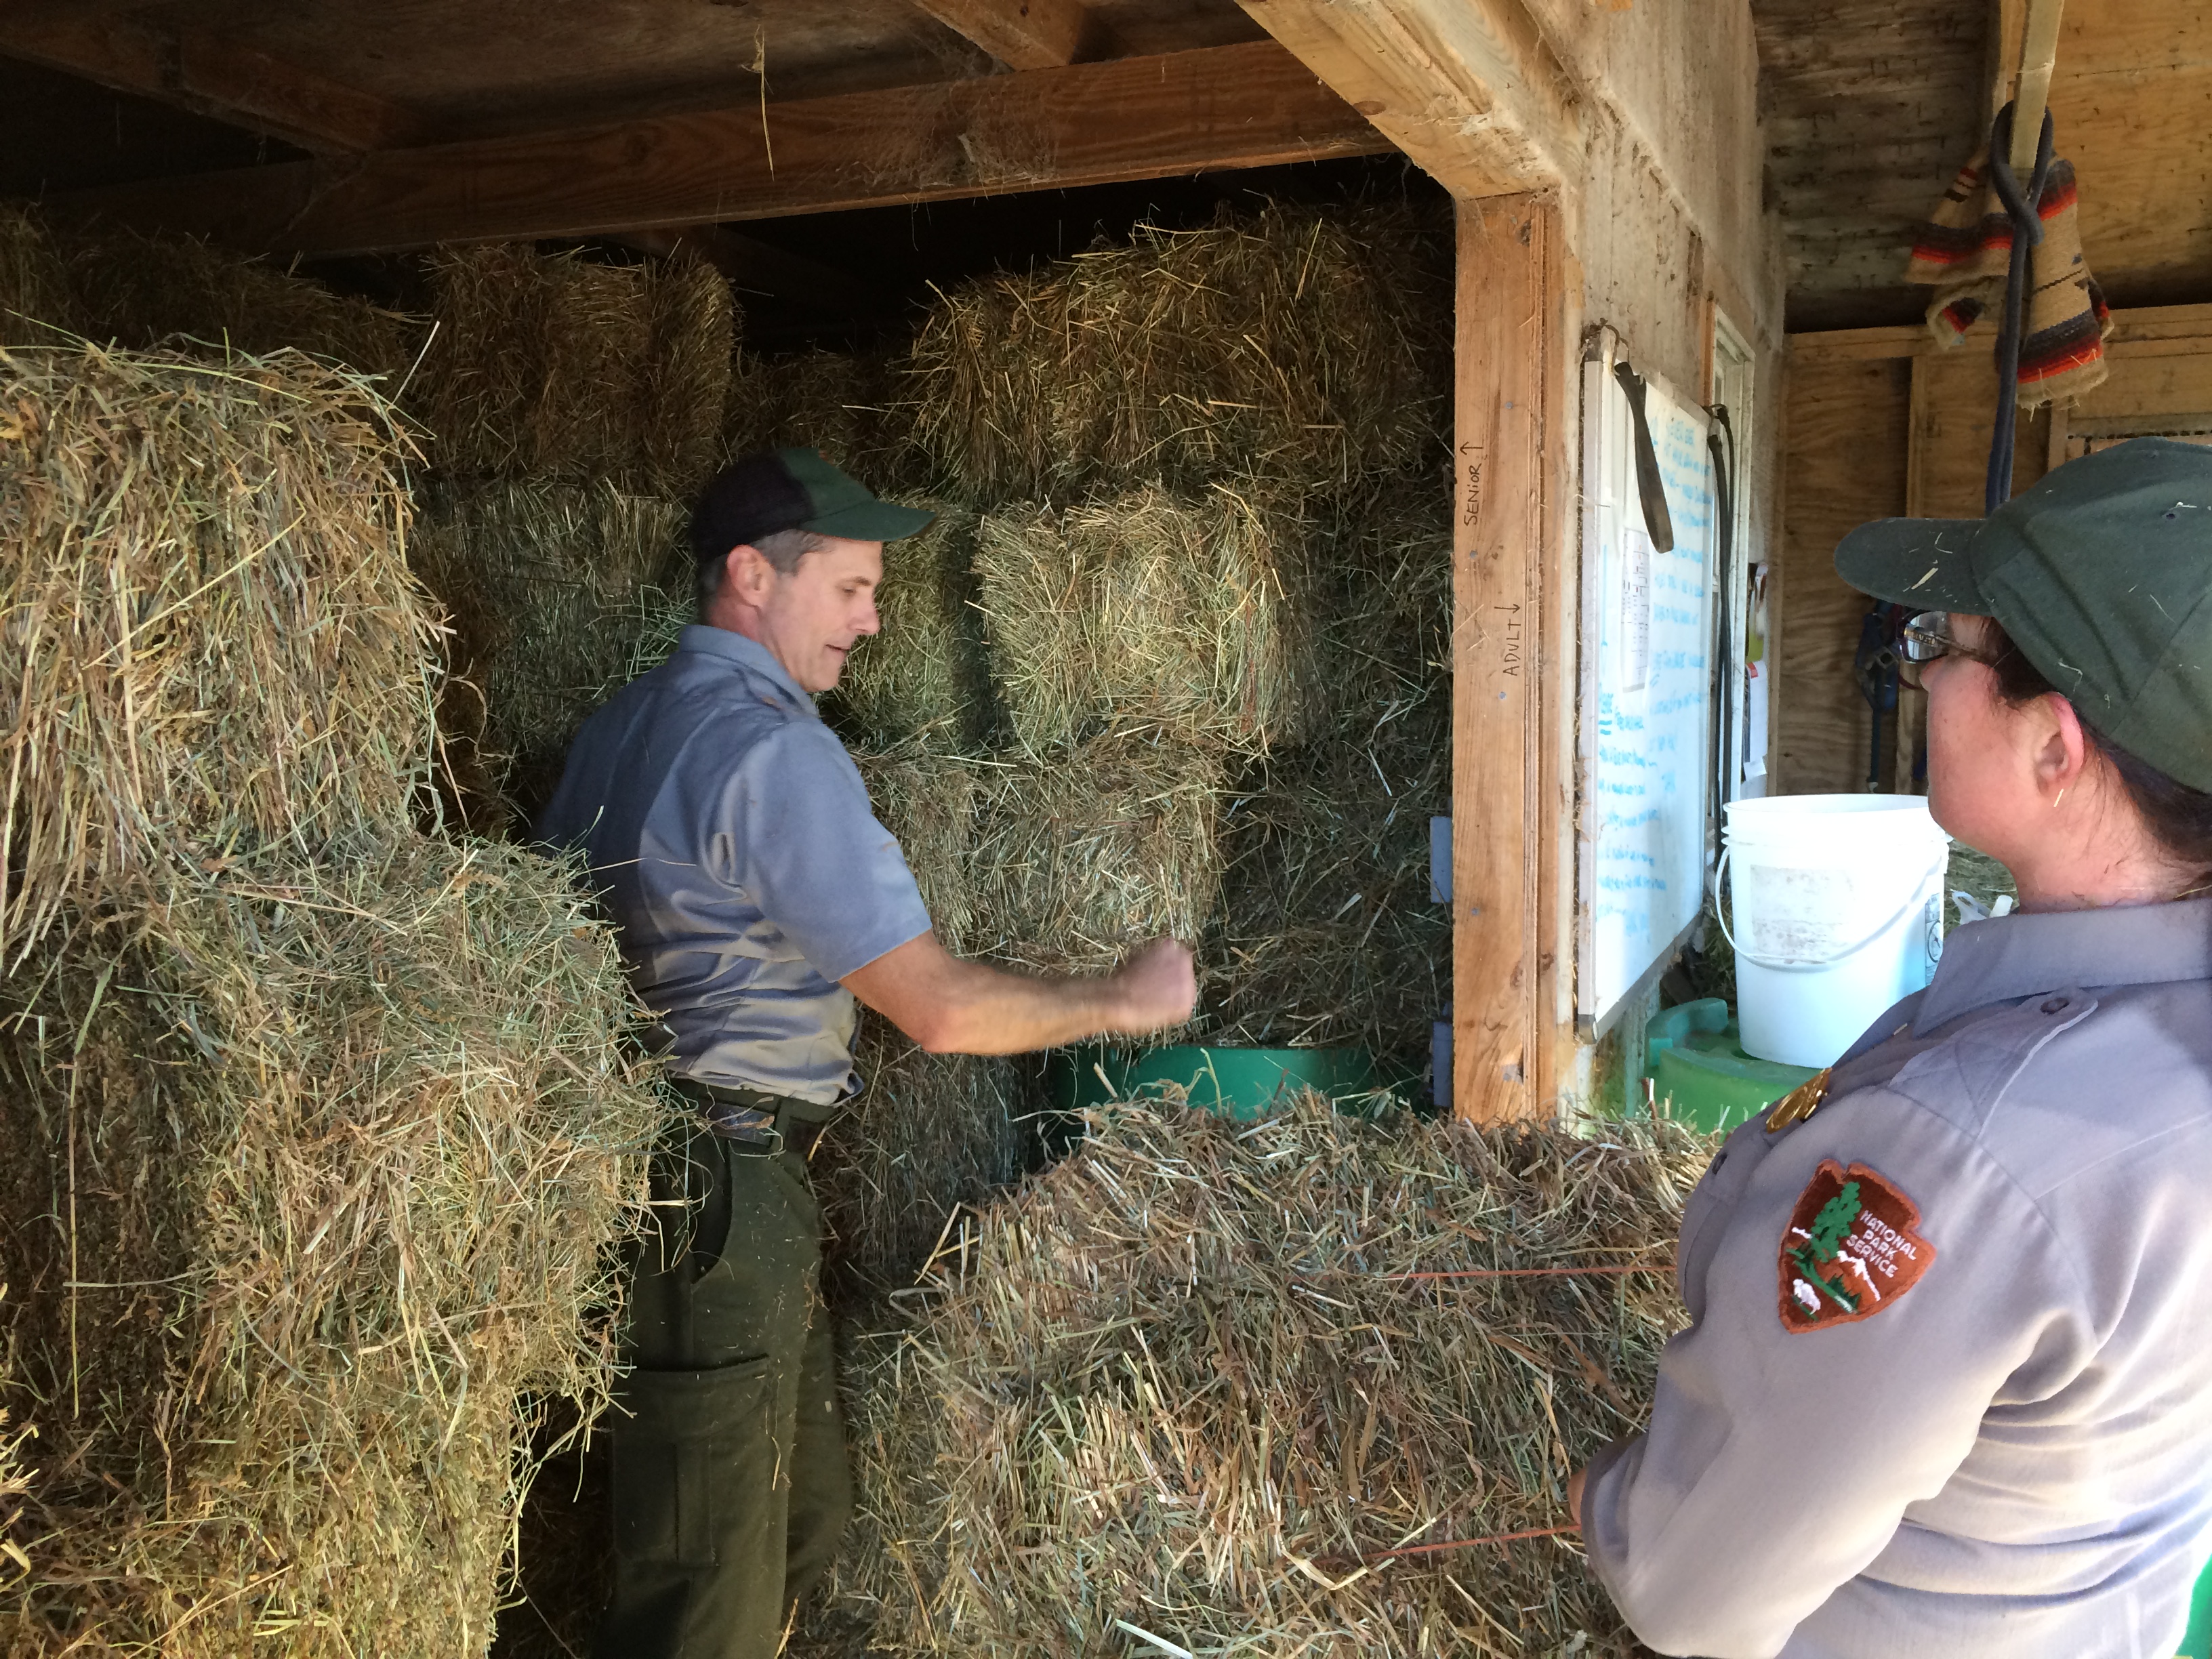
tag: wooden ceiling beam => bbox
[1230,0,1582,200]
[907,0,1107,70]
[47,41,1392,257]
[0,10,428,153]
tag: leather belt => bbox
[670,1076,831,1158]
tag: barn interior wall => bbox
[1767,0,2212,802]
[1548,0,1787,691]
[1510,2,1787,1101]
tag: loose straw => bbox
[1315,1524,1578,1571]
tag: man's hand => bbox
[844,930,1195,1057]
[1107,937,1196,1033]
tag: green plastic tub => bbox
[2182,1560,2212,1659]
[1644,998,1820,1134]
[1050,1044,1381,1122]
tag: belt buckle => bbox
[725,1123,783,1157]
[710,1106,783,1154]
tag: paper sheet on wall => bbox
[1579,353,1716,1029]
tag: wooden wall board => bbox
[1765,0,2212,331]
[2028,0,2212,310]
[1906,347,2051,518]
[1774,352,1911,797]
[1753,0,1991,333]
[1777,302,2212,800]
[1452,193,1565,1124]
[2071,349,2212,424]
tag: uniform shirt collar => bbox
[1914,893,2212,1033]
[676,623,816,714]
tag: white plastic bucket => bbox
[1719,796,1950,1068]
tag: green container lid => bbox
[1050,1044,1381,1122]
[1645,998,1820,1134]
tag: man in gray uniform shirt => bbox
[538,447,1195,1659]
[1574,438,2212,1656]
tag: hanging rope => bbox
[1984,100,2057,513]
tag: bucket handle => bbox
[1715,846,1948,972]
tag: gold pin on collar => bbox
[1765,1068,1832,1132]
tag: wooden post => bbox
[1452,193,1565,1123]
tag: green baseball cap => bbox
[690,445,934,562]
[1834,436,2212,792]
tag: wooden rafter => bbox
[1230,0,1581,199]
[47,42,1391,257]
[908,0,1107,70]
[0,10,428,153]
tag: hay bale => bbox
[410,479,689,811]
[0,838,665,1658]
[828,503,990,746]
[0,207,79,347]
[723,348,915,487]
[813,1011,1038,1300]
[906,202,1450,500]
[417,245,735,491]
[58,224,423,380]
[0,344,439,950]
[975,483,1317,756]
[825,1097,1711,1658]
[1203,492,1453,1068]
[641,255,737,493]
[851,743,990,955]
[0,1292,30,1593]
[970,729,1225,975]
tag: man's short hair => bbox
[695,528,830,612]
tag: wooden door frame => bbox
[1451,192,1576,1122]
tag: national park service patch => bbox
[1778,1160,1936,1332]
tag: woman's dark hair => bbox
[1984,621,2212,891]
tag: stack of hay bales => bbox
[831,504,991,747]
[1,205,424,378]
[905,203,1445,500]
[408,244,737,822]
[819,1097,1711,1655]
[0,343,663,1655]
[0,207,79,347]
[1204,487,1455,1054]
[783,202,1450,1297]
[724,347,916,487]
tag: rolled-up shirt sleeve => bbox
[707,722,933,981]
[1581,1091,2093,1657]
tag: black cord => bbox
[1705,407,1736,862]
[1614,361,1677,553]
[1984,100,2057,513]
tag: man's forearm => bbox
[914,956,1133,1054]
[842,931,1190,1054]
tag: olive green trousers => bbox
[592,1111,849,1659]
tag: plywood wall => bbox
[2022,0,2212,310]
[1774,347,1911,796]
[1776,304,2212,798]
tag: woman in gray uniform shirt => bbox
[1572,436,2212,1657]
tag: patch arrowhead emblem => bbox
[1778,1160,1936,1332]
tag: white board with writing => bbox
[1578,344,1717,1031]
